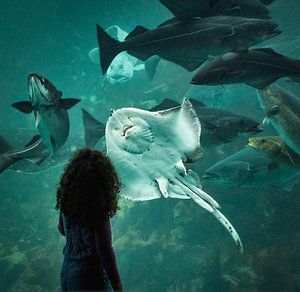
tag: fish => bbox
[160,0,272,19]
[0,135,49,174]
[248,136,300,168]
[191,48,300,89]
[88,25,146,86]
[96,17,279,74]
[105,98,243,252]
[1,107,102,175]
[150,98,262,146]
[257,85,300,155]
[11,74,81,155]
[203,146,300,191]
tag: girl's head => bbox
[56,148,121,226]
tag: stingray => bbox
[105,98,243,252]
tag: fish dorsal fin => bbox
[149,98,180,112]
[125,26,149,40]
[25,135,41,148]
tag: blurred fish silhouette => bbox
[105,98,243,252]
[88,25,147,86]
[11,74,80,155]
[203,146,300,192]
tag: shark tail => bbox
[97,24,122,74]
[82,109,105,149]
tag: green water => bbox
[1,0,300,291]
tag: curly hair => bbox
[56,148,121,226]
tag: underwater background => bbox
[1,0,300,291]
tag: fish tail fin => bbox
[97,24,122,74]
[82,108,105,149]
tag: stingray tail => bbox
[97,24,122,74]
[175,175,243,253]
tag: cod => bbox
[258,85,300,156]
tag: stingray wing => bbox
[151,98,202,162]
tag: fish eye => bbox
[261,139,266,143]
[239,119,245,126]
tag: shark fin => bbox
[25,135,41,148]
[0,135,12,153]
[11,101,33,114]
[245,78,279,90]
[149,98,180,112]
[125,26,149,40]
[144,56,160,80]
[97,24,122,74]
[60,98,81,110]
[82,109,105,149]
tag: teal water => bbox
[1,0,300,291]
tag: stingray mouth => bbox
[121,125,134,137]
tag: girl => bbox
[56,149,123,291]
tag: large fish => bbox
[150,98,262,146]
[257,85,300,155]
[203,146,300,191]
[191,48,300,89]
[160,0,272,19]
[97,17,279,74]
[89,25,146,86]
[11,74,80,154]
